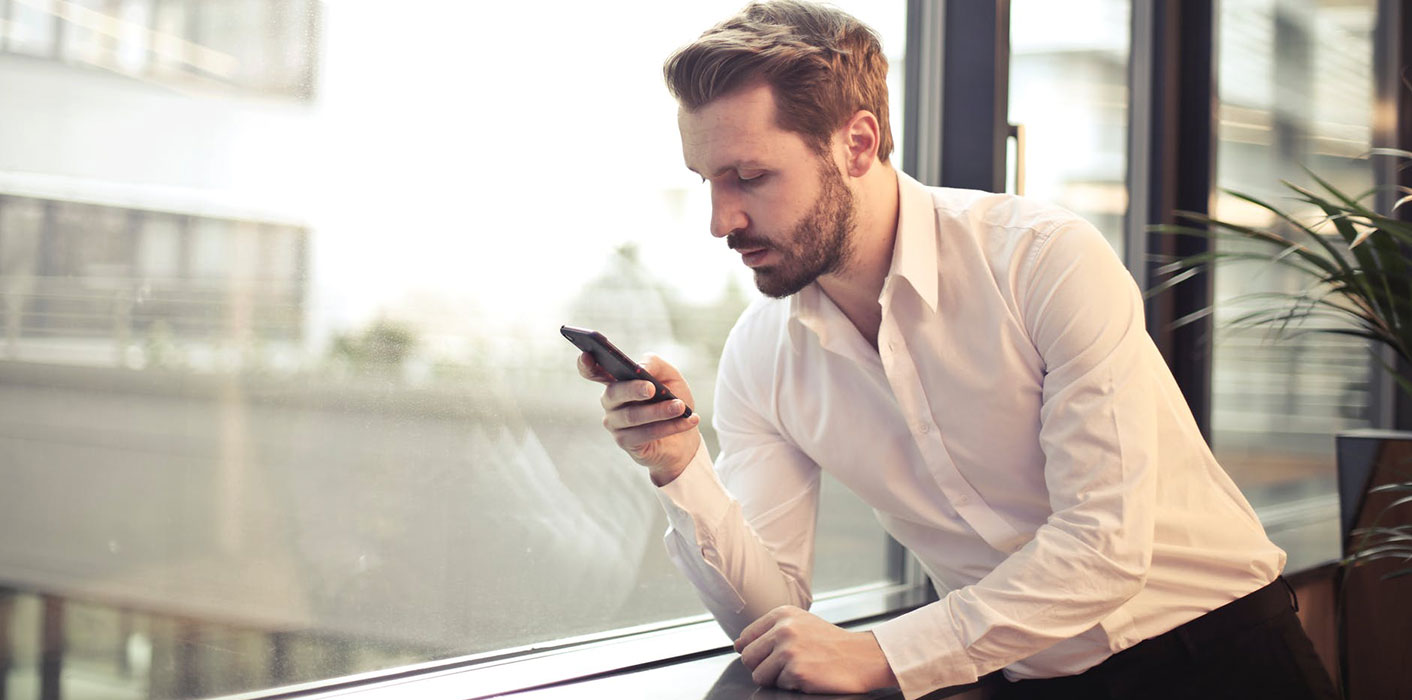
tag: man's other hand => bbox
[578,352,701,486]
[735,606,899,694]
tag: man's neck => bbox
[816,165,900,350]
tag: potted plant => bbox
[1150,148,1412,699]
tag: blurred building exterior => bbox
[0,0,317,373]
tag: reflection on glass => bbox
[0,1,905,696]
[4,0,59,57]
[1211,0,1376,511]
[1008,0,1130,254]
[1,0,317,98]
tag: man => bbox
[576,2,1337,698]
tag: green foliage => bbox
[1150,149,1412,582]
[329,318,418,372]
[1149,149,1412,397]
[1346,480,1412,581]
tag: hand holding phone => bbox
[561,325,691,418]
[564,325,700,484]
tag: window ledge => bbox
[215,582,932,700]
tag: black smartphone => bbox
[560,325,692,419]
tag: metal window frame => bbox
[903,0,945,186]
[1126,0,1217,439]
[905,0,1011,192]
[1370,0,1412,431]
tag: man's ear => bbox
[839,110,881,177]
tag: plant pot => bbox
[1334,429,1412,699]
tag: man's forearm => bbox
[653,441,816,638]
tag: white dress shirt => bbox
[654,170,1285,699]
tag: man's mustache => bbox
[727,233,773,251]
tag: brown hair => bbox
[663,1,892,162]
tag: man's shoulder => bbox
[923,185,1087,239]
[713,295,791,402]
[914,184,1110,285]
[723,295,791,355]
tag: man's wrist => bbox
[650,458,690,487]
[864,631,900,688]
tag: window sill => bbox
[216,581,932,700]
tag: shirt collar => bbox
[788,168,940,347]
[886,169,940,314]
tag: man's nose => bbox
[709,187,748,238]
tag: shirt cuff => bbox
[653,440,733,538]
[872,599,980,700]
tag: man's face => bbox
[678,83,856,298]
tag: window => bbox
[0,2,908,697]
[1008,0,1131,254]
[3,0,59,57]
[0,0,319,99]
[1210,0,1378,567]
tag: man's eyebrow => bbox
[687,160,769,179]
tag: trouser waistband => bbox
[1098,577,1296,672]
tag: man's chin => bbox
[753,268,814,299]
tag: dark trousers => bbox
[992,578,1338,700]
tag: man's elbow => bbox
[1098,536,1152,603]
[1053,518,1153,604]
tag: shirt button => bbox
[954,495,970,506]
[888,341,896,352]
[917,423,930,434]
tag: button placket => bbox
[879,318,1026,553]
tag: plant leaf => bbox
[1365,147,1412,160]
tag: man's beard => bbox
[728,159,857,299]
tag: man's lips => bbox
[738,247,771,267]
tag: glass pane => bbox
[114,0,154,75]
[150,0,189,79]
[2,0,315,98]
[1008,0,1131,255]
[136,212,181,279]
[193,0,268,86]
[59,0,111,67]
[4,0,58,57]
[1212,0,1376,538]
[0,1,906,696]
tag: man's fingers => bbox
[748,644,790,688]
[639,352,670,375]
[577,353,613,383]
[611,413,699,452]
[738,624,772,669]
[600,379,659,410]
[773,666,807,694]
[603,398,688,430]
[736,615,772,654]
[735,606,792,652]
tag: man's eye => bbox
[738,173,765,186]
